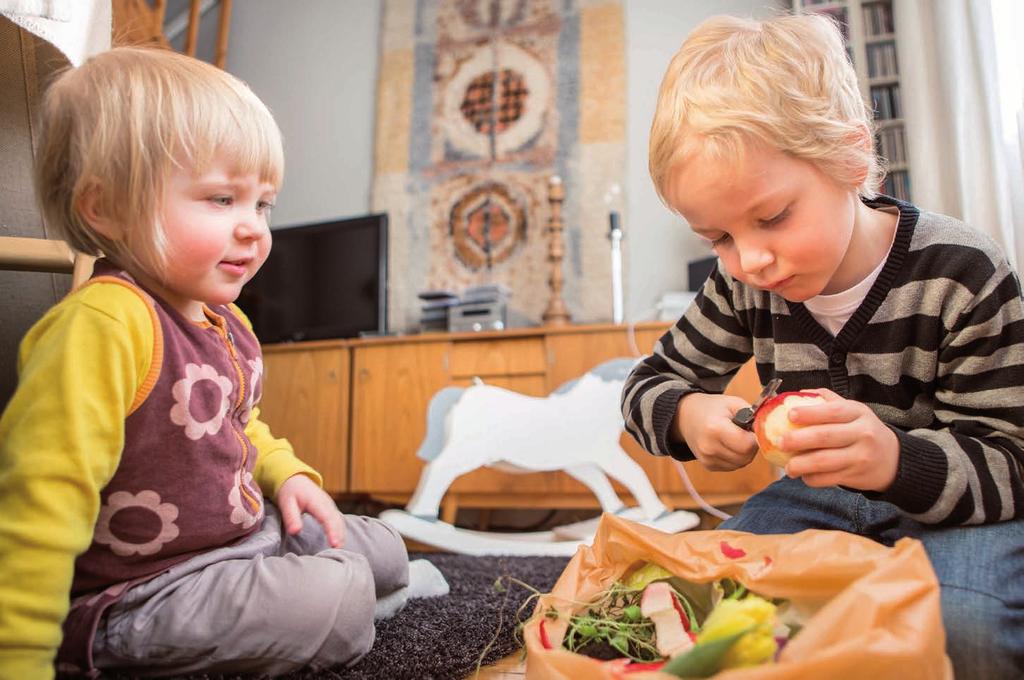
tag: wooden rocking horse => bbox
[380,358,699,555]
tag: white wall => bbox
[624,0,785,320]
[226,0,382,228]
[225,0,781,311]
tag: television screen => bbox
[237,213,388,343]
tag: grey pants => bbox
[92,505,409,677]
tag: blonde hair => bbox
[34,46,284,272]
[649,13,883,206]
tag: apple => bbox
[753,391,827,466]
[640,581,695,657]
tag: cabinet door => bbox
[545,329,774,506]
[440,329,675,499]
[658,358,775,500]
[349,341,450,493]
[260,347,349,494]
[541,329,660,499]
[440,336,553,495]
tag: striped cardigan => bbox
[622,197,1024,526]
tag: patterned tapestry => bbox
[372,0,626,332]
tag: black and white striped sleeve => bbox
[873,250,1024,525]
[621,264,753,461]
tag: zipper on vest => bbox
[210,320,260,514]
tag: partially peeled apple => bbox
[640,581,695,657]
[753,391,827,466]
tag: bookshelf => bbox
[792,0,911,201]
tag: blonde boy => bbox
[0,48,408,677]
[623,14,1024,680]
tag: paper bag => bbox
[523,513,951,679]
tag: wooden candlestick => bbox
[542,175,571,326]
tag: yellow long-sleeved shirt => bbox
[0,281,320,679]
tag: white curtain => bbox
[894,0,1024,271]
[0,0,110,66]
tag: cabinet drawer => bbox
[449,337,546,377]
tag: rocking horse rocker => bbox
[380,358,699,555]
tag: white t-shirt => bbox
[804,209,899,336]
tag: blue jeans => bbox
[719,477,1024,680]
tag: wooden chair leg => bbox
[477,507,492,531]
[213,0,233,69]
[71,254,95,290]
[183,0,201,56]
[441,495,459,525]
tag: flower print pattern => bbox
[169,363,233,440]
[94,490,180,556]
[227,469,263,529]
[240,357,264,424]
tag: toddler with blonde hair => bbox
[0,47,408,678]
[625,14,1024,680]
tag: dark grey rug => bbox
[93,552,569,680]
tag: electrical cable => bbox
[624,304,732,521]
[672,459,733,521]
[624,305,659,358]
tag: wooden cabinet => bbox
[349,340,450,493]
[260,323,775,514]
[260,343,350,492]
[542,327,774,509]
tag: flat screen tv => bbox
[237,213,388,343]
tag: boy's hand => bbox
[276,474,346,548]
[675,392,759,471]
[778,388,899,491]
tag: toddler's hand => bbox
[276,474,347,548]
[675,392,758,471]
[778,388,899,492]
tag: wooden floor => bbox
[469,651,526,679]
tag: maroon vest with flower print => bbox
[57,264,266,674]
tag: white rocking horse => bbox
[379,358,699,555]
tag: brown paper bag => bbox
[523,513,951,680]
